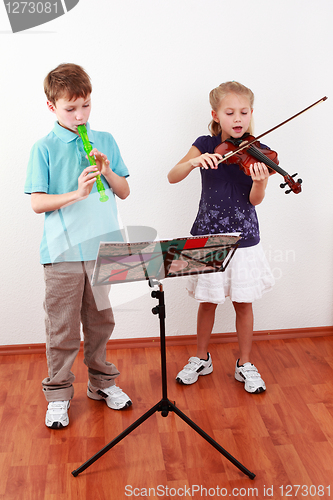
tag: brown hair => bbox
[44,63,92,105]
[208,81,254,136]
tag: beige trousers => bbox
[42,261,120,402]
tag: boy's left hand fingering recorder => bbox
[77,124,109,202]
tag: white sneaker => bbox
[87,382,132,410]
[234,360,266,393]
[45,400,70,428]
[176,353,213,385]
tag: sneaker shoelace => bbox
[105,385,124,397]
[183,357,201,372]
[48,401,68,412]
[241,364,261,380]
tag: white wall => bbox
[0,0,332,345]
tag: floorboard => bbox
[0,336,333,499]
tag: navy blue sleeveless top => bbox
[190,134,260,248]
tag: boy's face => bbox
[47,94,91,134]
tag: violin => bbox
[214,134,302,194]
[213,96,328,195]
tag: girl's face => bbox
[47,94,92,135]
[212,93,253,142]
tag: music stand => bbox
[72,233,255,479]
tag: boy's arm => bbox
[89,148,130,200]
[31,165,99,214]
[102,169,130,200]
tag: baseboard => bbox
[0,326,332,356]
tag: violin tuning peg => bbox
[285,189,292,194]
[291,173,303,184]
[280,182,287,189]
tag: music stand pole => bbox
[72,247,255,479]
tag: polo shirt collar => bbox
[52,121,95,144]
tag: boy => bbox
[25,63,132,428]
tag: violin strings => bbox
[247,146,286,176]
[247,146,274,166]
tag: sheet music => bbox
[92,233,240,286]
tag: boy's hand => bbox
[77,165,99,199]
[89,148,110,177]
[86,147,130,200]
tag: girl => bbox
[167,81,275,394]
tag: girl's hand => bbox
[190,153,222,170]
[77,165,99,199]
[249,162,270,205]
[88,148,110,176]
[249,162,270,182]
[168,146,221,184]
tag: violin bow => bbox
[218,96,328,164]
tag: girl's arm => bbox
[249,163,270,205]
[167,146,222,184]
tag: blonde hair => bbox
[209,81,254,136]
[44,63,92,105]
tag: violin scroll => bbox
[280,173,302,194]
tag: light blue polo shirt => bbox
[25,122,129,264]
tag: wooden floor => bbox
[1,336,333,499]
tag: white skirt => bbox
[187,242,274,304]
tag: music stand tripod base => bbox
[72,235,255,479]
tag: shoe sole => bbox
[106,400,132,410]
[176,364,213,385]
[46,420,69,429]
[250,387,266,394]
